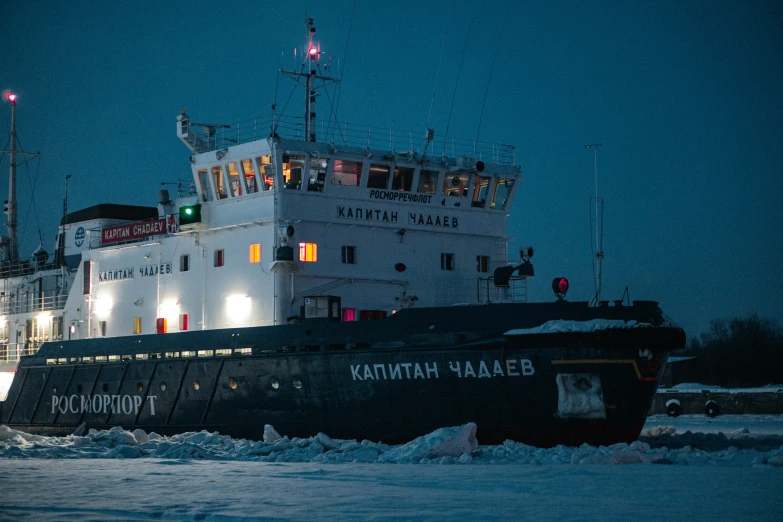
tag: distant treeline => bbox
[675,314,782,387]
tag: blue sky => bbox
[1,0,781,338]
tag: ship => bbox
[0,19,685,447]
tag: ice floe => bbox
[2,420,782,467]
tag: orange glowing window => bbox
[299,242,318,262]
[249,243,261,263]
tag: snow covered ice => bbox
[2,417,782,520]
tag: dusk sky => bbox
[1,0,781,339]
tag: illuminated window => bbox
[308,157,327,192]
[180,254,190,272]
[281,154,305,190]
[392,167,414,191]
[197,350,214,357]
[417,170,438,194]
[234,347,252,355]
[181,350,196,358]
[368,164,390,189]
[299,242,318,262]
[216,348,232,356]
[342,308,357,322]
[136,354,149,360]
[332,160,362,186]
[133,317,142,335]
[341,246,356,264]
[477,255,489,273]
[441,253,455,271]
[212,166,227,199]
[249,243,261,263]
[443,171,470,197]
[214,249,224,267]
[257,155,274,190]
[241,159,258,193]
[472,176,491,208]
[227,162,243,196]
[109,355,120,362]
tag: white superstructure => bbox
[0,20,529,393]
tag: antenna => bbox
[443,20,473,155]
[585,143,604,306]
[423,32,447,157]
[475,27,503,147]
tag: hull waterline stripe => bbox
[551,359,657,381]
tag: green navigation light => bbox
[179,204,201,226]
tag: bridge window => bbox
[368,164,390,189]
[477,255,489,273]
[282,154,305,190]
[472,176,491,208]
[241,159,258,193]
[341,246,356,264]
[417,170,438,194]
[249,244,261,263]
[257,156,274,190]
[441,253,455,271]
[492,178,515,210]
[392,167,414,191]
[197,169,213,201]
[443,171,469,197]
[212,166,227,199]
[307,157,327,192]
[227,162,243,196]
[299,242,318,262]
[332,160,362,186]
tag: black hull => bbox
[1,301,685,447]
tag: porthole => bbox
[160,381,167,392]
[52,385,57,393]
[428,324,436,331]
[76,384,83,393]
[193,380,200,391]
[229,378,237,390]
[103,383,109,392]
[395,263,406,272]
[271,378,279,389]
[293,378,302,389]
[137,382,144,393]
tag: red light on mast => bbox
[7,93,16,103]
[308,47,318,59]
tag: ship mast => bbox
[1,93,40,264]
[279,16,340,142]
[585,143,604,306]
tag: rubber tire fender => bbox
[665,399,682,417]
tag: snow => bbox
[504,318,655,335]
[1,416,782,520]
[0,371,13,401]
[661,383,783,394]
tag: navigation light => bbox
[552,277,569,300]
[179,204,202,226]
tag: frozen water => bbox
[1,416,782,520]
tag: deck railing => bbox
[189,113,517,166]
